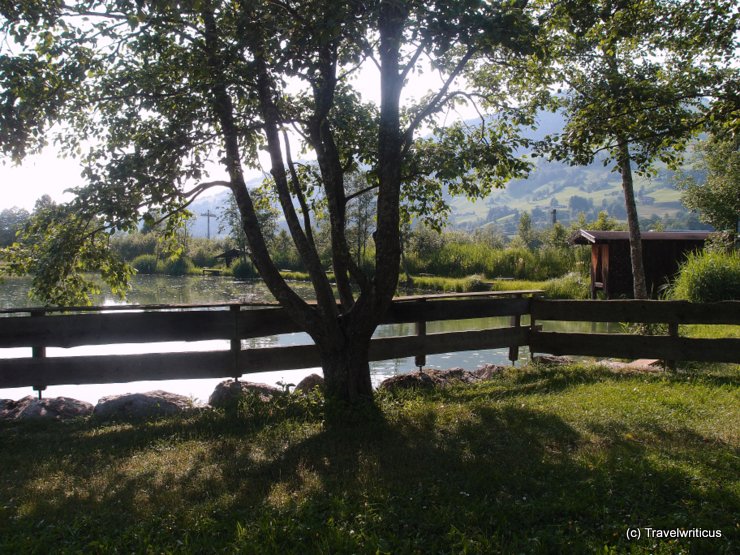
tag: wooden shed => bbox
[571,230,711,299]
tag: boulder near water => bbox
[0,396,94,421]
[294,373,325,394]
[94,390,195,420]
[208,379,282,408]
[378,365,506,393]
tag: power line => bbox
[200,209,217,240]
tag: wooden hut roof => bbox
[570,230,712,245]
[215,248,245,259]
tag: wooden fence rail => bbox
[0,294,738,392]
[529,299,740,364]
[0,291,537,390]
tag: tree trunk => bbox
[617,139,649,299]
[318,330,374,411]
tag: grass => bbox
[1,362,738,554]
[398,273,590,298]
[403,274,489,293]
[488,273,590,299]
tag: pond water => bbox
[0,275,611,404]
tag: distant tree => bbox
[533,0,738,298]
[568,195,592,215]
[677,135,740,236]
[545,221,569,250]
[587,210,623,232]
[344,173,375,269]
[220,186,279,263]
[0,206,29,246]
[517,212,542,250]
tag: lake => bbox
[0,275,610,404]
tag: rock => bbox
[598,359,665,373]
[474,364,506,380]
[208,380,281,408]
[0,399,13,420]
[378,365,508,393]
[531,354,574,366]
[294,373,324,394]
[0,396,93,421]
[94,390,193,420]
[378,367,485,392]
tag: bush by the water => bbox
[669,250,740,302]
[131,254,158,274]
[232,259,258,279]
[162,256,195,276]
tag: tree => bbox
[677,135,740,236]
[533,0,738,298]
[0,206,29,246]
[516,212,542,250]
[220,185,279,263]
[344,172,376,269]
[0,1,535,410]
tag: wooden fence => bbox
[0,293,738,393]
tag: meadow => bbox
[1,362,737,554]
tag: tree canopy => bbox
[1,0,538,406]
[529,0,738,297]
[677,135,740,235]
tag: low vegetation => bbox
[668,249,740,303]
[1,362,737,554]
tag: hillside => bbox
[185,112,705,238]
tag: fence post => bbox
[666,322,678,371]
[230,305,242,379]
[30,309,47,399]
[529,295,537,361]
[415,299,427,370]
[508,293,522,365]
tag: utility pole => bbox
[200,209,217,240]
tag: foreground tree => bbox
[532,0,738,298]
[1,1,534,409]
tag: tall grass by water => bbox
[1,362,737,553]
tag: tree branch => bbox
[400,48,476,155]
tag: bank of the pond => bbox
[1,362,737,554]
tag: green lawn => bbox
[1,362,738,554]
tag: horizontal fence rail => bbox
[0,294,738,391]
[0,291,537,390]
[530,299,740,365]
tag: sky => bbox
[0,51,475,211]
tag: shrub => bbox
[232,259,258,279]
[131,254,159,274]
[163,256,195,276]
[669,250,740,302]
[542,273,590,299]
[111,233,158,261]
[191,246,217,268]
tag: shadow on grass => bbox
[1,376,737,554]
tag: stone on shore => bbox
[531,354,574,366]
[0,396,94,421]
[294,373,324,394]
[208,379,281,408]
[379,365,505,393]
[94,390,194,420]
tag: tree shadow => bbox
[1,390,737,553]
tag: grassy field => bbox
[1,362,737,554]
